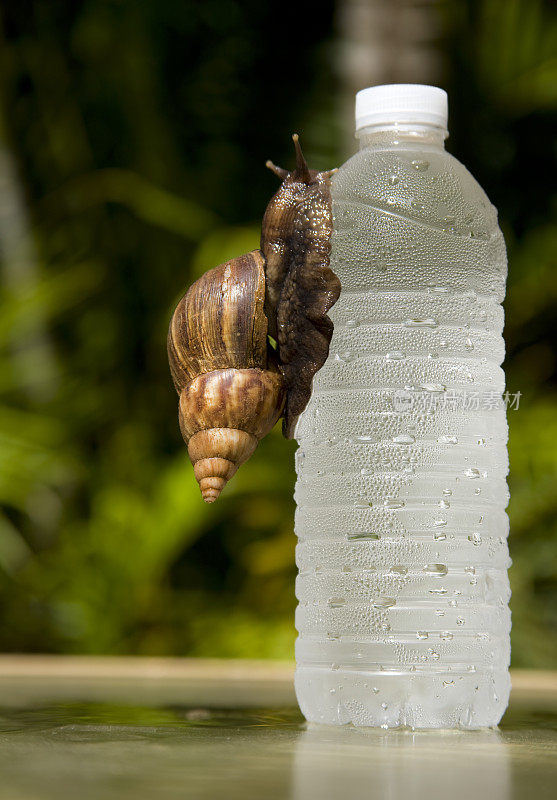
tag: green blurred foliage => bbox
[0,0,555,666]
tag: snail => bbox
[168,135,340,502]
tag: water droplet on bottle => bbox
[347,532,380,541]
[416,631,429,640]
[464,566,476,575]
[434,532,447,541]
[411,200,426,211]
[393,434,415,444]
[443,680,455,687]
[438,435,458,444]
[384,499,405,509]
[404,318,438,329]
[335,351,354,363]
[361,467,374,476]
[456,617,465,625]
[372,686,380,694]
[421,383,446,393]
[465,338,474,351]
[411,159,429,171]
[373,596,396,609]
[388,175,399,185]
[430,651,441,661]
[477,438,486,447]
[390,565,408,575]
[424,563,448,576]
[433,519,447,528]
[439,499,450,509]
[355,434,374,443]
[464,468,480,479]
[440,631,453,640]
[386,351,405,361]
[468,533,482,546]
[429,587,448,595]
[327,597,346,609]
[442,489,453,496]
[329,688,336,694]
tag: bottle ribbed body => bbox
[293,138,511,728]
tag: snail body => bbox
[168,137,340,502]
[264,136,340,437]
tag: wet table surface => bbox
[0,657,556,800]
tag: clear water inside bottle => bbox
[293,127,511,729]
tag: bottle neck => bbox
[357,123,447,150]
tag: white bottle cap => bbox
[355,84,448,132]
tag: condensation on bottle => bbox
[293,84,511,729]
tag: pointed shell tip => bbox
[202,492,218,503]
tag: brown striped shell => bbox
[168,251,286,502]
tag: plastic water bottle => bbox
[294,84,510,729]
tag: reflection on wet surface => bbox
[0,700,556,799]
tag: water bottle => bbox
[294,84,510,729]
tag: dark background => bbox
[0,0,555,666]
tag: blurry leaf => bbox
[0,513,31,574]
[190,225,260,280]
[241,530,295,577]
[508,400,557,666]
[0,405,77,508]
[476,0,557,110]
[39,169,219,240]
[505,225,557,330]
[0,261,103,344]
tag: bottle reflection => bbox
[292,724,510,800]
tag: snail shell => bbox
[168,251,286,502]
